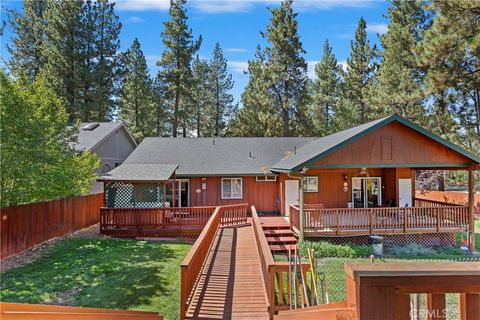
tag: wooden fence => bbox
[416,191,480,214]
[1,193,104,259]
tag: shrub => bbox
[299,241,371,258]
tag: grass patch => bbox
[0,238,191,320]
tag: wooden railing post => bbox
[436,208,440,232]
[369,209,373,235]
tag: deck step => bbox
[269,244,289,252]
[262,225,292,230]
[264,229,296,236]
[266,236,298,245]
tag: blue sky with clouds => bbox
[1,0,390,104]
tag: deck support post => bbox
[467,167,475,251]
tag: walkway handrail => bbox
[251,206,276,319]
[220,203,248,226]
[180,206,221,320]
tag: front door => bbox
[352,177,382,208]
[398,178,412,207]
[285,180,299,216]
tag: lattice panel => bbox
[307,232,456,248]
[104,182,164,208]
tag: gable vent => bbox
[82,123,100,131]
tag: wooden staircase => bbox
[259,216,298,252]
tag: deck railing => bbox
[220,203,248,226]
[251,206,276,318]
[290,204,468,235]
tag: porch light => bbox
[300,167,309,175]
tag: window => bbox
[303,176,318,192]
[255,175,277,182]
[221,178,243,199]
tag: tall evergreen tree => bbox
[6,0,48,81]
[343,17,376,124]
[418,0,480,153]
[42,0,84,123]
[157,0,201,137]
[368,0,429,122]
[92,0,122,120]
[190,56,211,137]
[310,39,343,135]
[119,38,155,141]
[152,75,171,137]
[234,0,308,137]
[205,43,237,137]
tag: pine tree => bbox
[343,17,376,124]
[234,0,308,137]
[368,0,429,123]
[190,57,211,137]
[310,39,343,135]
[157,0,201,137]
[42,0,84,123]
[152,75,171,137]
[205,43,237,137]
[232,46,282,137]
[119,38,156,141]
[6,0,48,81]
[418,0,480,153]
[92,0,122,120]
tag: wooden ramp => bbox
[186,221,269,320]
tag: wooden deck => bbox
[186,220,269,320]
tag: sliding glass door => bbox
[352,177,382,208]
[165,179,190,207]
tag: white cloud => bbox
[226,48,249,53]
[116,0,376,13]
[228,61,249,74]
[115,0,169,11]
[367,23,388,35]
[125,16,146,23]
[339,60,348,72]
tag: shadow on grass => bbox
[1,238,190,315]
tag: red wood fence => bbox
[1,193,104,259]
[415,191,480,214]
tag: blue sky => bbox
[1,0,390,104]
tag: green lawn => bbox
[0,238,191,320]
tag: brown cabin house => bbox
[99,115,479,249]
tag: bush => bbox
[386,244,436,257]
[299,241,371,258]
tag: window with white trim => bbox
[303,176,318,192]
[255,175,277,182]
[221,178,243,199]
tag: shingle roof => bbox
[73,122,125,151]
[271,114,480,171]
[99,164,178,182]
[123,137,315,176]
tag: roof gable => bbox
[73,122,137,151]
[271,115,480,172]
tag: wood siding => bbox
[279,168,412,215]
[313,121,471,167]
[188,176,280,213]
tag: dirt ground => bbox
[1,224,107,273]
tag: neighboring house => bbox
[99,115,479,247]
[74,122,137,194]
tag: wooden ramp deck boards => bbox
[186,221,269,320]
